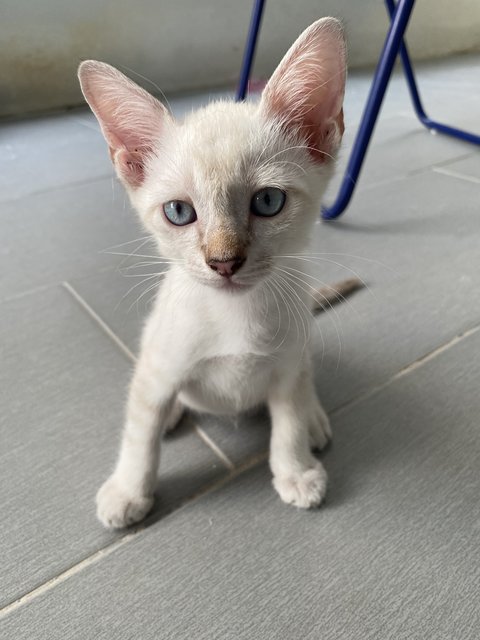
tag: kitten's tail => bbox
[311,278,364,314]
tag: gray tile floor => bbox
[1,55,479,638]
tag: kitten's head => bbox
[78,18,346,292]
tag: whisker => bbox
[276,255,374,300]
[276,267,343,371]
[255,159,308,177]
[263,279,283,345]
[268,276,293,349]
[118,261,175,273]
[273,271,310,357]
[116,273,167,311]
[276,252,396,274]
[281,264,350,321]
[101,236,153,252]
[276,273,305,349]
[278,264,361,319]
[259,144,334,165]
[128,276,166,313]
[119,271,169,278]
[115,63,174,114]
[106,251,183,261]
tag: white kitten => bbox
[78,17,347,528]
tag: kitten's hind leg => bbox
[308,396,332,452]
[268,358,329,509]
[164,398,185,434]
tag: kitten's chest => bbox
[181,351,273,414]
[200,291,271,360]
[203,323,262,359]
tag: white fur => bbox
[79,18,347,528]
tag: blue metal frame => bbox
[236,0,266,102]
[236,0,480,220]
[384,0,480,146]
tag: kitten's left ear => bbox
[78,61,171,188]
[260,18,347,163]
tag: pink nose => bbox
[208,257,245,278]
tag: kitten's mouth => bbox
[209,265,271,293]
[217,279,250,293]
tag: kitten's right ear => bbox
[78,61,171,188]
[260,18,347,163]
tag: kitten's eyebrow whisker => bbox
[258,143,334,164]
[258,145,311,164]
[255,159,308,177]
[74,118,103,133]
[115,63,173,115]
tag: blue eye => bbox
[251,187,286,217]
[163,200,197,226]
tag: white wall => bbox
[1,0,479,117]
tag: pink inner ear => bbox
[112,148,146,188]
[261,18,347,163]
[78,60,170,187]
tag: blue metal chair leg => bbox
[321,0,416,220]
[237,0,480,220]
[384,0,480,145]
[236,0,266,102]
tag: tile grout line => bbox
[0,533,136,620]
[194,425,235,470]
[0,282,59,306]
[13,282,476,618]
[62,281,237,471]
[331,321,480,417]
[0,449,268,620]
[0,173,115,206]
[0,265,117,307]
[4,316,479,617]
[427,150,475,171]
[62,281,136,363]
[170,449,268,512]
[431,166,480,185]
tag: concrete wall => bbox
[1,0,480,117]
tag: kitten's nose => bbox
[208,257,245,278]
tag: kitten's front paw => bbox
[273,462,327,509]
[96,476,154,529]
